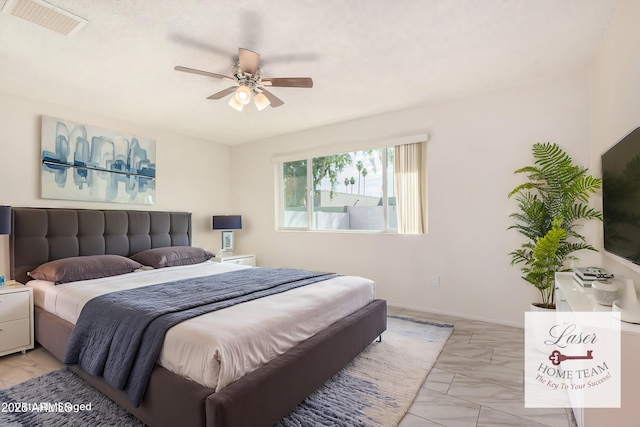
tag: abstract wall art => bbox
[41,116,156,204]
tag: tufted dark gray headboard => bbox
[10,207,192,284]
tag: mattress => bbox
[27,262,375,391]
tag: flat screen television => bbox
[602,126,640,264]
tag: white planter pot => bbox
[529,303,556,353]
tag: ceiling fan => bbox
[174,48,313,112]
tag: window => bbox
[278,142,426,233]
[282,159,308,228]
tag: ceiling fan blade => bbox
[206,86,238,100]
[260,88,284,108]
[238,48,260,75]
[262,77,313,88]
[174,66,235,82]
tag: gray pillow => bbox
[28,255,143,284]
[130,246,214,269]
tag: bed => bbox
[9,207,387,427]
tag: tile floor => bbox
[0,345,63,389]
[390,306,575,427]
[0,307,576,427]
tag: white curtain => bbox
[394,142,426,234]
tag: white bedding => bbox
[27,262,375,391]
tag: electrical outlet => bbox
[431,275,440,287]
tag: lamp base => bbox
[220,230,234,254]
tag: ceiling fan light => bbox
[234,85,252,105]
[254,92,271,111]
[228,96,244,112]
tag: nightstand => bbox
[0,283,34,357]
[211,254,256,267]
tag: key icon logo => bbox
[548,349,593,366]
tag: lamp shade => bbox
[0,206,11,235]
[212,215,242,230]
[228,95,244,112]
[234,86,252,105]
[254,92,271,111]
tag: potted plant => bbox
[508,142,602,309]
[521,216,567,309]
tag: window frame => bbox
[277,148,397,233]
[273,133,429,234]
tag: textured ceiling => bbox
[0,0,620,145]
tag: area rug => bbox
[0,317,453,427]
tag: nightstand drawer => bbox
[226,257,254,266]
[0,318,31,352]
[212,255,256,267]
[0,291,30,323]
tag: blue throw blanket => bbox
[64,267,338,406]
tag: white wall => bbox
[590,0,640,286]
[231,71,593,327]
[0,91,232,278]
[0,56,603,327]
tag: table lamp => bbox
[212,215,242,254]
[0,206,11,286]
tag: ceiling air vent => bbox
[1,0,87,36]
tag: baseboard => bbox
[386,302,524,329]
